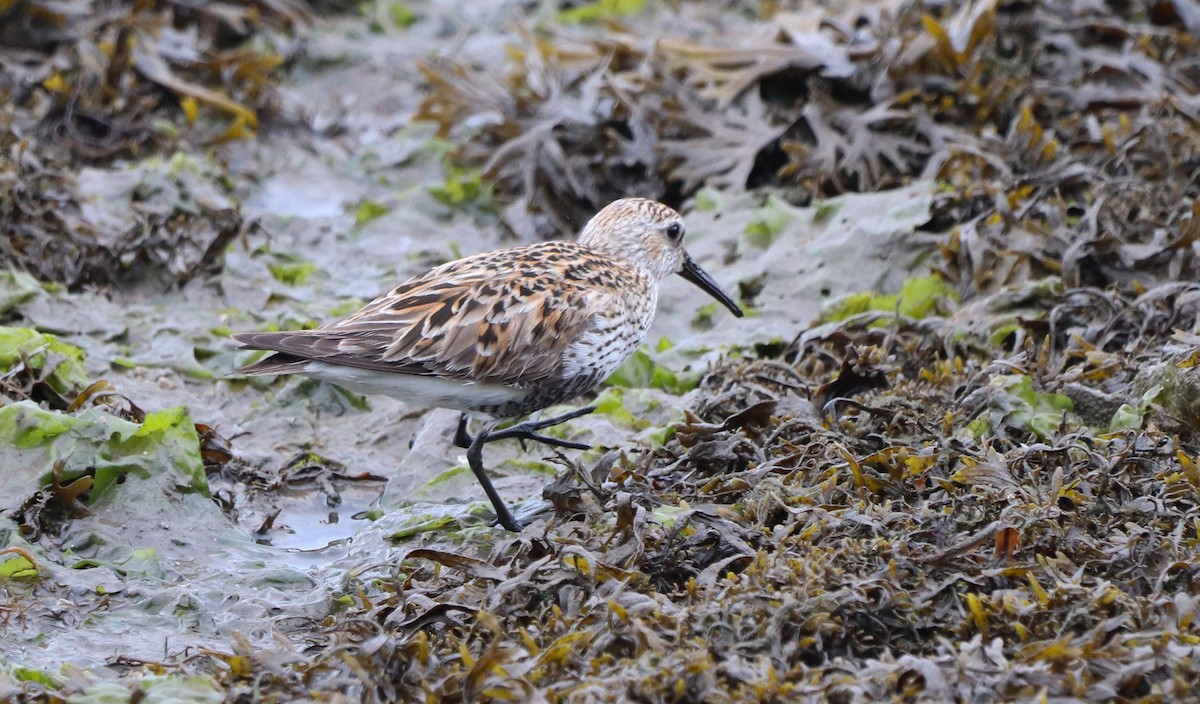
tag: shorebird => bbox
[233,198,743,530]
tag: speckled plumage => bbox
[233,198,742,418]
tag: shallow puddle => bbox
[256,485,384,552]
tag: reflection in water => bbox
[253,484,383,552]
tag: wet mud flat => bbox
[2,0,1200,700]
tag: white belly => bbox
[303,361,525,412]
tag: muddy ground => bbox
[2,0,1200,701]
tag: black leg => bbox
[463,405,598,531]
[465,429,522,532]
[453,413,473,449]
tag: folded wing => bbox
[234,245,607,387]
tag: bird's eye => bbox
[665,223,683,241]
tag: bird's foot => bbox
[462,405,598,532]
[493,405,597,451]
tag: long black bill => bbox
[679,253,744,318]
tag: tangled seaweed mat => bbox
[185,280,1200,702]
[3,0,1200,700]
[0,0,306,289]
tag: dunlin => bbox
[233,198,743,530]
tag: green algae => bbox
[966,375,1075,440]
[634,422,675,449]
[742,197,795,249]
[605,347,700,395]
[0,402,209,506]
[812,200,842,224]
[389,2,418,28]
[354,199,391,225]
[0,326,90,395]
[592,388,637,428]
[501,458,560,476]
[328,298,367,317]
[428,165,491,211]
[69,675,223,704]
[0,270,44,315]
[389,514,458,540]
[557,0,646,24]
[691,302,720,331]
[412,465,472,496]
[267,256,321,286]
[0,554,38,581]
[8,666,59,689]
[822,275,959,324]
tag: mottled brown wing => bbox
[234,245,604,385]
